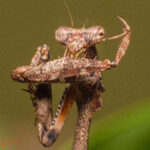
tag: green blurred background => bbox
[0,0,150,150]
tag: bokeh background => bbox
[0,0,150,150]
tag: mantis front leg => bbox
[98,19,131,70]
[26,45,78,147]
[27,45,53,142]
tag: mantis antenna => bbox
[83,0,110,28]
[64,0,74,27]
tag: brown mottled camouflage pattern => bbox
[11,16,131,149]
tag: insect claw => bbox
[116,16,130,31]
[116,15,120,19]
[103,16,130,42]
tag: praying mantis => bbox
[11,2,131,149]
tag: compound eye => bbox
[55,26,70,44]
[86,26,105,44]
[99,32,104,36]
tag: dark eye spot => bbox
[100,32,104,36]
